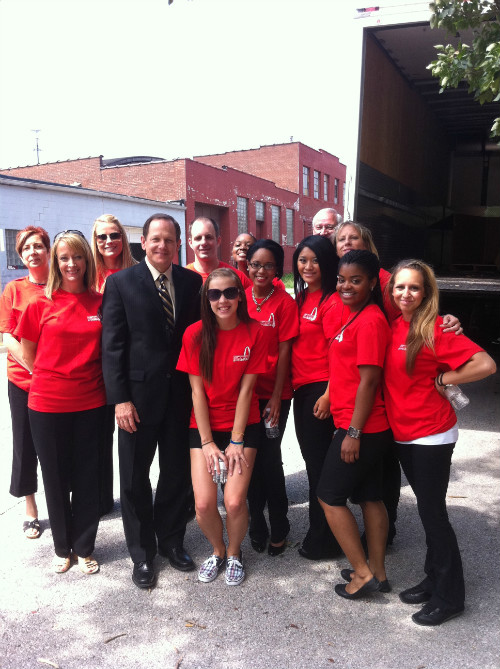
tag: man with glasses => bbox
[101,214,202,590]
[311,208,342,242]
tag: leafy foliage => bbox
[428,0,500,137]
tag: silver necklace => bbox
[252,286,274,312]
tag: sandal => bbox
[76,555,99,575]
[23,518,41,539]
[52,555,71,574]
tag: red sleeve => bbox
[16,297,46,343]
[245,322,269,374]
[0,283,16,333]
[276,291,299,343]
[356,311,390,367]
[434,321,483,369]
[177,322,202,375]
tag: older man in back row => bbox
[311,207,342,242]
[186,216,252,287]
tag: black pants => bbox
[397,442,465,610]
[29,406,105,558]
[8,381,38,498]
[247,399,291,543]
[98,405,115,515]
[293,382,341,556]
[118,412,191,563]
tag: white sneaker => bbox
[225,553,245,586]
[198,554,226,583]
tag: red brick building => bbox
[0,142,345,271]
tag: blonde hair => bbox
[46,233,97,299]
[334,221,379,258]
[91,214,137,290]
[388,259,439,374]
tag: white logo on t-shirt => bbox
[260,313,275,328]
[398,344,407,351]
[87,315,100,322]
[334,331,344,343]
[233,346,251,362]
[303,307,317,322]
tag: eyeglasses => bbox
[96,233,122,242]
[207,287,239,302]
[248,261,276,271]
[54,230,86,243]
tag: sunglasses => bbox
[207,287,239,302]
[96,232,122,242]
[54,230,86,243]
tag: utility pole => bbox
[31,129,41,164]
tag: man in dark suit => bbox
[102,214,202,589]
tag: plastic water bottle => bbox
[264,408,280,439]
[212,458,227,485]
[444,385,470,411]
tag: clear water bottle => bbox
[264,408,280,439]
[212,458,227,485]
[444,384,470,411]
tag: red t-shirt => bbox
[0,277,46,392]
[291,290,338,390]
[329,304,390,433]
[177,319,268,430]
[383,316,483,441]
[185,260,252,288]
[245,286,299,400]
[16,289,106,413]
[97,267,121,293]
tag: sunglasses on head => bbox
[206,287,239,302]
[54,230,86,243]
[96,232,122,241]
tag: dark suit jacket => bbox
[101,260,202,425]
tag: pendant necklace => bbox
[252,286,274,312]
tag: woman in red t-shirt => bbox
[317,250,393,601]
[18,231,106,575]
[291,235,342,560]
[383,260,496,626]
[231,232,256,276]
[177,268,267,586]
[91,214,137,516]
[0,226,50,540]
[244,240,299,556]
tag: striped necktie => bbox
[158,274,175,331]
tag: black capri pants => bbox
[317,428,393,506]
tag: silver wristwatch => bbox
[347,426,362,439]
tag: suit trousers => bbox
[293,382,341,556]
[397,441,465,610]
[247,399,291,543]
[28,406,104,558]
[8,381,38,498]
[118,411,191,563]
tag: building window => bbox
[5,229,24,269]
[343,182,346,206]
[302,166,310,196]
[323,174,329,201]
[313,170,320,199]
[286,208,294,246]
[271,205,280,243]
[237,196,248,234]
[255,201,265,221]
[334,178,339,204]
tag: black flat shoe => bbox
[132,561,156,589]
[250,538,267,553]
[412,603,464,626]
[340,568,391,593]
[298,545,342,560]
[159,545,195,572]
[399,583,432,605]
[268,541,286,556]
[335,577,380,600]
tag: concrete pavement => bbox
[0,351,499,669]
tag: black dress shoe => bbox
[340,568,391,593]
[159,545,195,572]
[268,540,286,557]
[412,602,464,626]
[399,583,432,605]
[334,577,380,600]
[250,538,267,553]
[298,545,342,560]
[132,561,156,589]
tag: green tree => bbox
[428,0,500,137]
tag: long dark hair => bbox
[338,249,386,319]
[246,239,284,279]
[197,268,251,384]
[293,235,338,308]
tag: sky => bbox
[0,0,361,169]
